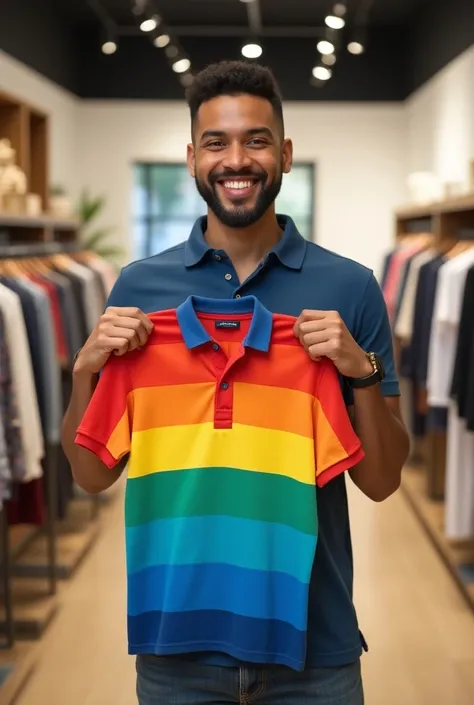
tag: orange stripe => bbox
[313,399,349,477]
[316,358,359,453]
[131,383,215,431]
[130,382,315,437]
[234,382,313,438]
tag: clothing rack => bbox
[0,234,113,651]
[391,194,474,612]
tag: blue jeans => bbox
[136,655,364,704]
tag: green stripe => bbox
[125,467,316,535]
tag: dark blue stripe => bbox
[127,562,308,630]
[128,608,306,671]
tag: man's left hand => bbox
[294,309,374,379]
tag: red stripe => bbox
[316,445,365,487]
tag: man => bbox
[62,60,409,704]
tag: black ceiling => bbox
[56,0,430,29]
[0,0,473,102]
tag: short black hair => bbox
[185,60,284,134]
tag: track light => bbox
[101,39,117,55]
[140,16,159,32]
[165,45,179,59]
[312,65,332,81]
[180,73,194,88]
[348,41,365,55]
[241,42,263,59]
[317,39,335,55]
[325,15,345,30]
[322,53,336,67]
[172,58,191,74]
[154,33,170,48]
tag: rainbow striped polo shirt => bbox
[75,295,364,671]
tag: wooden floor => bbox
[7,478,474,705]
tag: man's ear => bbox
[282,138,293,174]
[187,143,196,178]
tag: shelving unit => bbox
[395,194,474,613]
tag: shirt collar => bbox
[176,295,273,352]
[184,215,307,270]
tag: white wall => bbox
[76,100,407,272]
[0,50,79,198]
[407,46,474,190]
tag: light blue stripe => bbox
[127,562,309,630]
[126,514,316,584]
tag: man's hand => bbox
[74,306,154,375]
[293,309,373,379]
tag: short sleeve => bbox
[354,272,400,399]
[313,359,365,488]
[74,355,133,468]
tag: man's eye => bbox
[207,141,225,148]
[249,139,267,147]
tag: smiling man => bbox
[62,60,409,704]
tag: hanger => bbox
[444,238,474,260]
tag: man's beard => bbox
[195,166,283,228]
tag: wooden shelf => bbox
[0,214,79,230]
[401,465,474,610]
[396,194,474,241]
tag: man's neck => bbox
[204,209,283,270]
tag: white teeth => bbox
[223,180,254,190]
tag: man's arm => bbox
[61,305,153,494]
[294,272,410,503]
[348,393,409,501]
[61,369,127,494]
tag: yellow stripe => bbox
[128,422,316,485]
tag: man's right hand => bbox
[73,306,154,375]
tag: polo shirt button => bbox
[221,382,229,390]
[214,253,222,260]
[225,273,232,281]
[212,343,219,351]
[235,294,241,298]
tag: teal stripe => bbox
[126,515,317,584]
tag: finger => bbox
[102,326,141,351]
[294,310,330,336]
[106,318,150,347]
[112,307,154,334]
[107,338,130,356]
[307,342,335,360]
[298,320,331,335]
[302,330,332,348]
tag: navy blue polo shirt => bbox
[107,215,399,668]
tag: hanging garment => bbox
[0,284,43,481]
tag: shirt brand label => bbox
[215,320,241,330]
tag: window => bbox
[132,162,315,259]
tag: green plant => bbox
[76,189,124,262]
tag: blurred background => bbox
[0,1,474,704]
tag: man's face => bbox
[187,94,293,228]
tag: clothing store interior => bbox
[0,0,474,703]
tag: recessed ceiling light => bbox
[241,42,263,59]
[317,39,335,55]
[140,17,158,32]
[322,53,336,66]
[312,66,332,81]
[101,40,117,55]
[325,15,345,30]
[348,41,365,55]
[172,58,191,74]
[154,34,170,48]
